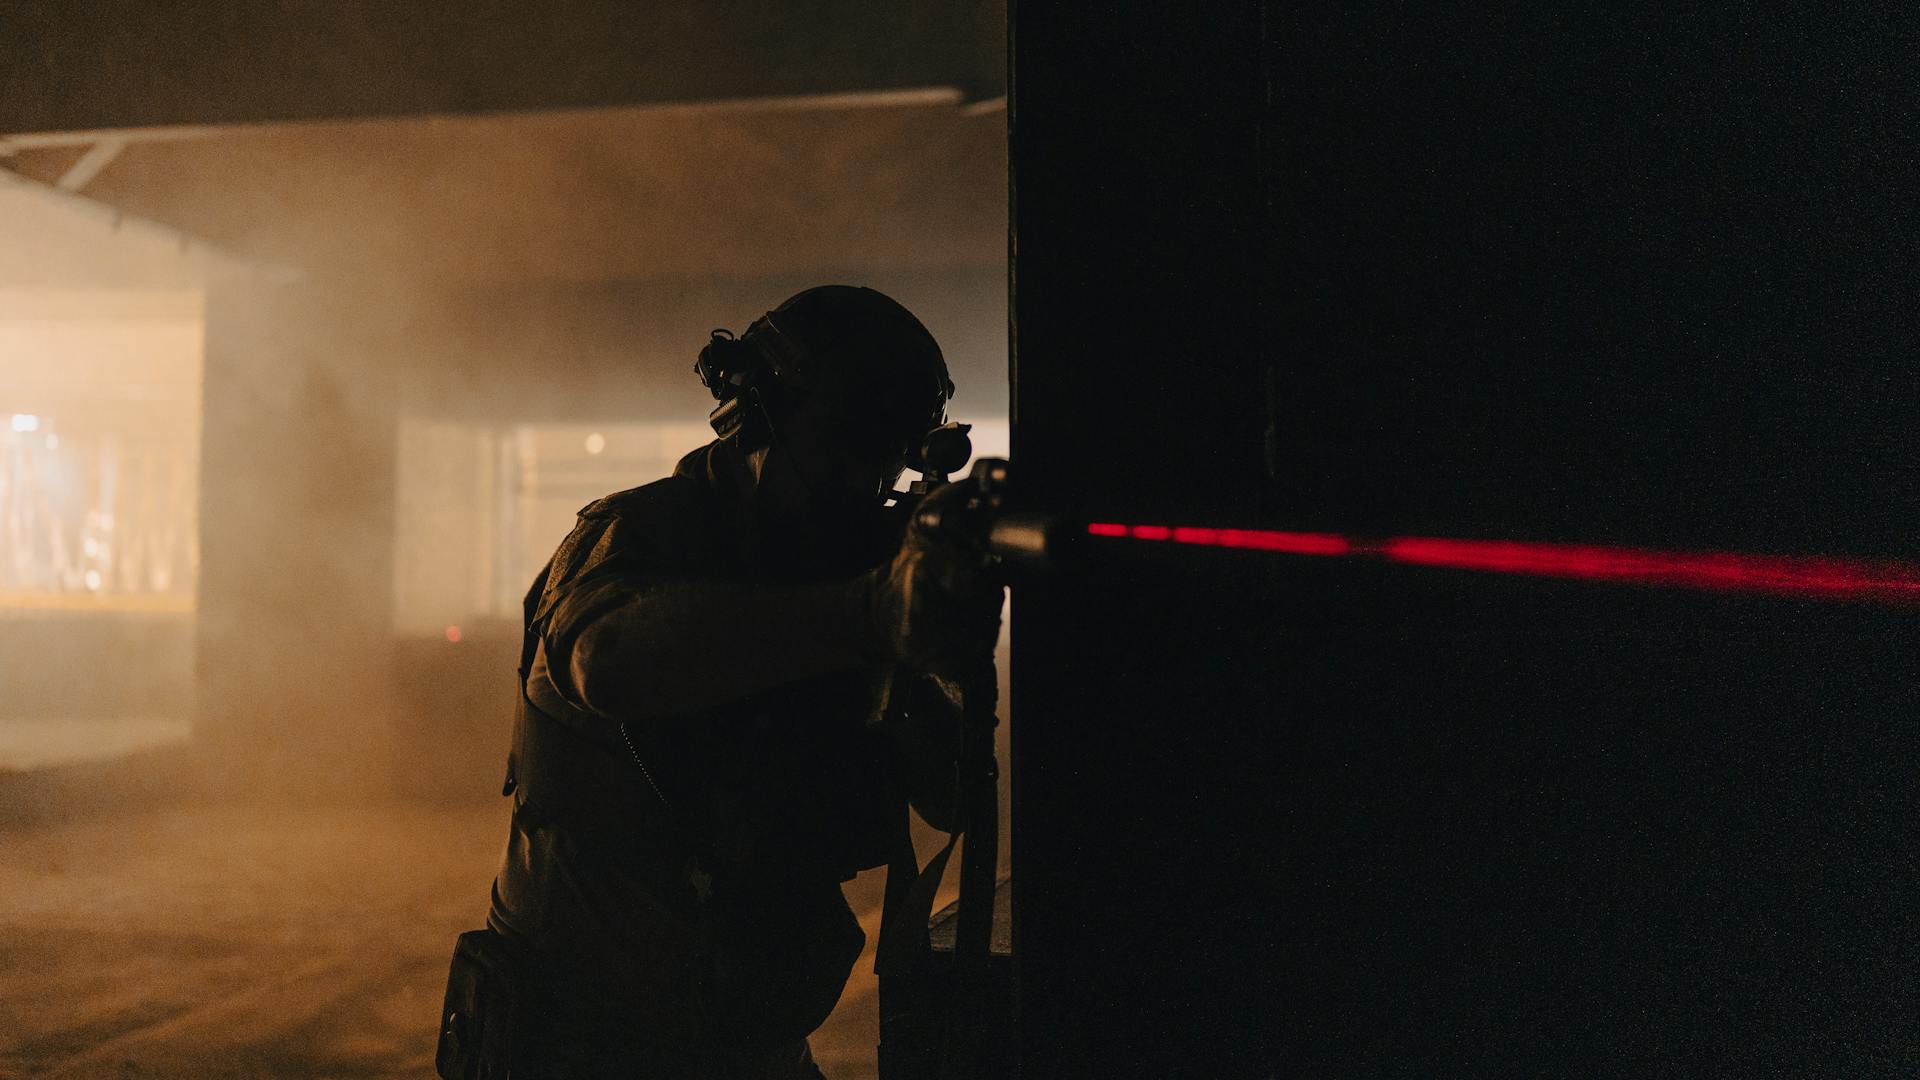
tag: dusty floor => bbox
[0,801,922,1079]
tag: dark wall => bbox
[1266,5,1917,556]
[1011,5,1274,1075]
[1012,3,1916,1076]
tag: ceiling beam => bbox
[3,125,223,150]
[54,138,126,192]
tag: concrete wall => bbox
[196,276,399,797]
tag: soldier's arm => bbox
[537,493,1002,722]
[544,573,882,720]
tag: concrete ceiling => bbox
[0,2,1003,135]
[3,97,1006,286]
[0,5,1009,421]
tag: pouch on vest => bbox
[435,928,525,1080]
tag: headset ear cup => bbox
[698,331,779,449]
[707,396,747,444]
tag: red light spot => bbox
[1131,525,1173,541]
[445,625,462,643]
[1087,522,1129,537]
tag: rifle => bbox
[872,425,1019,1080]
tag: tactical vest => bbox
[502,477,903,887]
[493,476,911,1047]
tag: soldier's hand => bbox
[865,486,1004,676]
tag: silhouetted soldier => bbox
[440,286,1001,1079]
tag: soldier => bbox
[447,285,1002,1079]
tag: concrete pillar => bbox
[196,275,397,799]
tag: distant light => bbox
[445,625,462,643]
[584,432,606,455]
[10,414,38,433]
[82,537,99,557]
[83,569,102,590]
[44,433,58,450]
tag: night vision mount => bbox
[693,312,818,448]
[694,310,956,475]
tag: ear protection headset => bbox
[693,311,818,452]
[693,306,964,475]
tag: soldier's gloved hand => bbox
[864,486,1004,677]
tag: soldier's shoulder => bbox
[578,475,703,524]
[546,475,714,585]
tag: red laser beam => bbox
[1084,523,1920,605]
[1087,522,1350,555]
